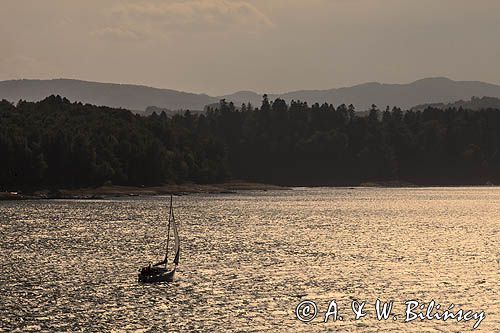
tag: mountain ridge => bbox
[0,78,218,111]
[1,77,500,111]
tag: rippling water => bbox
[1,188,499,332]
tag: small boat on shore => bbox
[138,195,180,283]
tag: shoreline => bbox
[0,181,289,201]
[1,180,497,201]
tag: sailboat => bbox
[138,195,180,283]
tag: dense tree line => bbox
[1,94,500,190]
[0,96,227,189]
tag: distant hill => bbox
[412,96,500,111]
[144,106,206,117]
[222,78,500,111]
[0,79,217,111]
[2,77,500,111]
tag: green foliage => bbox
[0,96,227,189]
[1,94,500,190]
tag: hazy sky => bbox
[1,0,499,95]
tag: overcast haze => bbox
[1,0,499,95]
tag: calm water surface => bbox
[1,188,499,332]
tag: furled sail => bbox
[172,210,180,266]
[153,195,174,267]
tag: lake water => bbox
[1,188,498,332]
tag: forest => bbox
[2,94,500,190]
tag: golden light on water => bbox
[1,188,498,331]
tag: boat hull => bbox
[138,267,176,283]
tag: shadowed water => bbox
[1,188,498,332]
